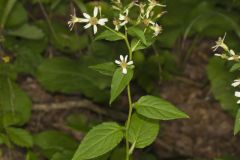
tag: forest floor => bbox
[1,40,240,160]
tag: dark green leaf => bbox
[7,127,33,148]
[34,130,78,152]
[95,30,124,41]
[89,62,116,76]
[207,57,238,114]
[72,122,123,160]
[0,77,31,125]
[7,24,44,40]
[128,27,147,45]
[110,68,133,104]
[134,95,189,120]
[234,109,240,135]
[230,63,240,72]
[26,152,38,160]
[37,57,110,102]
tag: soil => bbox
[1,39,240,160]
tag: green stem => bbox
[102,25,135,159]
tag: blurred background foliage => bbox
[1,0,240,159]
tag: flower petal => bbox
[115,60,121,64]
[83,13,91,19]
[122,68,127,74]
[84,23,92,29]
[94,7,98,17]
[127,61,133,65]
[98,18,108,25]
[120,55,124,61]
[93,25,98,34]
[125,55,128,62]
[79,18,89,23]
[235,91,240,98]
[237,100,240,104]
[230,49,235,56]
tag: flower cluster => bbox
[68,0,165,75]
[212,33,240,61]
[68,7,108,34]
[68,0,165,37]
[213,34,240,104]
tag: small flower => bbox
[150,23,162,37]
[214,53,228,59]
[115,55,133,74]
[235,91,240,104]
[228,49,240,61]
[232,79,240,87]
[212,33,229,52]
[68,7,108,34]
[147,0,166,13]
[2,56,10,63]
[119,10,130,26]
[113,19,121,31]
[68,8,82,31]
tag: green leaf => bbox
[72,122,123,160]
[7,127,33,148]
[230,63,240,72]
[0,0,17,28]
[7,24,44,40]
[5,2,28,27]
[36,57,110,102]
[0,77,31,125]
[127,113,159,148]
[51,151,74,160]
[89,62,116,76]
[110,147,126,160]
[134,95,189,120]
[95,30,124,41]
[26,152,38,160]
[128,27,147,45]
[207,57,239,115]
[110,68,133,104]
[234,109,240,135]
[34,130,78,152]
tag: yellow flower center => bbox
[120,62,127,69]
[143,19,150,26]
[90,17,98,25]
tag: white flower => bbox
[212,33,229,52]
[150,23,162,37]
[68,8,83,31]
[119,10,129,26]
[228,49,240,61]
[147,0,166,12]
[214,53,228,59]
[235,91,240,104]
[115,55,133,74]
[232,79,240,87]
[68,7,108,34]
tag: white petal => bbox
[115,60,121,64]
[214,54,222,57]
[127,61,133,65]
[228,57,234,61]
[235,91,240,97]
[125,55,128,62]
[84,23,92,29]
[237,100,240,104]
[119,14,125,20]
[120,55,124,61]
[98,18,108,25]
[79,18,89,23]
[93,25,98,34]
[230,49,235,55]
[120,21,127,26]
[122,68,127,74]
[232,81,240,87]
[83,13,91,19]
[94,7,98,17]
